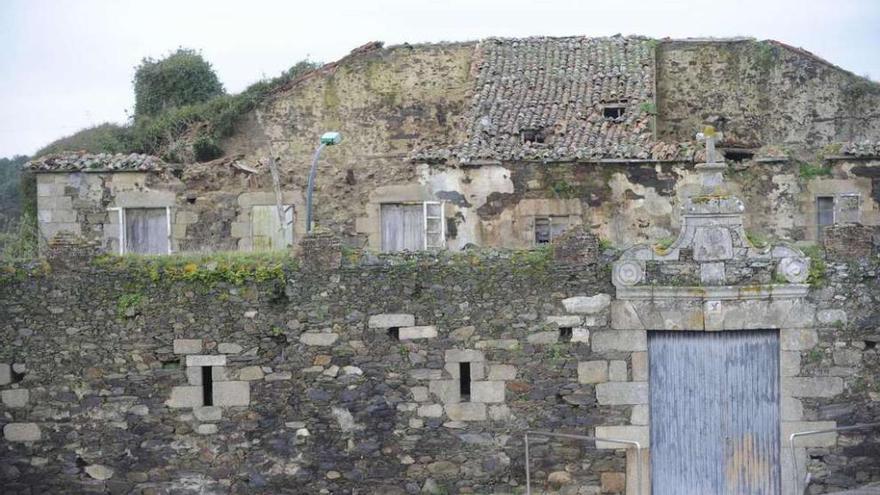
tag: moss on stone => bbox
[94,251,293,286]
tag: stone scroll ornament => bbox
[776,257,809,284]
[612,260,645,287]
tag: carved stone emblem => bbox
[692,226,733,262]
[777,257,809,284]
[612,260,645,287]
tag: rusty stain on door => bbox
[649,330,781,495]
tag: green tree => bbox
[133,48,224,118]
[0,155,29,230]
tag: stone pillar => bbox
[297,229,342,270]
[823,223,876,260]
[552,226,599,265]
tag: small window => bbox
[380,201,445,252]
[252,205,294,251]
[115,207,170,254]
[459,362,471,402]
[602,101,627,120]
[816,196,834,241]
[559,327,573,342]
[387,327,400,340]
[521,129,545,144]
[202,366,214,406]
[534,216,570,245]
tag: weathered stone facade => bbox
[26,36,880,254]
[8,35,880,493]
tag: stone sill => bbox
[616,284,809,301]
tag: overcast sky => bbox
[1,0,878,158]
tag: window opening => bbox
[387,327,400,340]
[380,201,445,252]
[521,129,546,144]
[602,101,627,120]
[816,196,835,241]
[202,366,214,406]
[114,207,171,255]
[559,327,573,342]
[535,216,569,245]
[459,362,471,401]
[722,149,754,163]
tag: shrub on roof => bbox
[133,48,225,119]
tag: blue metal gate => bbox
[649,330,781,495]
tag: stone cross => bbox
[696,125,724,164]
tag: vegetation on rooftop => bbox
[35,49,321,163]
[798,161,833,179]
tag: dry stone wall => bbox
[0,245,878,494]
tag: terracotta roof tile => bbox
[414,35,688,163]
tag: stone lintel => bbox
[617,284,809,301]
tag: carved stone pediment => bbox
[612,157,810,303]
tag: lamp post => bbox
[305,131,342,233]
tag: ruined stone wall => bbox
[37,157,880,253]
[656,40,880,149]
[0,244,878,494]
[210,42,476,245]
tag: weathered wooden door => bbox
[649,330,780,495]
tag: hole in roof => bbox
[521,129,545,144]
[603,106,626,120]
[723,149,755,163]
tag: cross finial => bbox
[696,125,724,164]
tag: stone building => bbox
[4,34,879,495]
[26,36,880,254]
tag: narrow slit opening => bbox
[202,366,214,406]
[459,362,471,401]
[559,327,573,342]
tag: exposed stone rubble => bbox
[841,141,880,158]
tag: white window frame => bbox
[109,206,172,255]
[423,201,445,250]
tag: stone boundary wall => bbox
[0,250,878,494]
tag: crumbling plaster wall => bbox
[37,158,880,253]
[656,40,880,149]
[216,42,476,245]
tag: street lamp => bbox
[305,132,342,233]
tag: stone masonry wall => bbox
[656,40,880,149]
[1,247,878,494]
